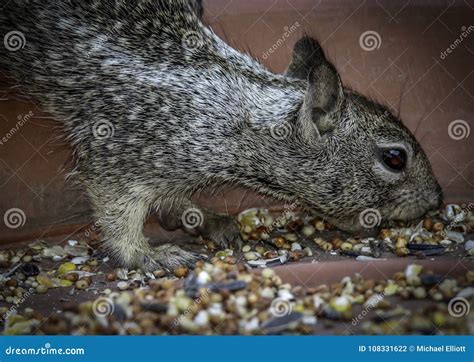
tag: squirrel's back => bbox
[0,1,202,94]
[0,0,295,123]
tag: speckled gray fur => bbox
[0,0,442,271]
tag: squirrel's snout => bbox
[428,182,443,210]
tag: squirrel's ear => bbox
[285,36,325,79]
[287,36,344,142]
[297,62,344,142]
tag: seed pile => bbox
[1,260,472,335]
[235,204,473,263]
[0,204,472,335]
[0,239,108,305]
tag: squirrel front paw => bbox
[157,204,242,250]
[141,244,204,272]
[195,213,243,250]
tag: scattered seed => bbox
[241,245,251,253]
[261,268,275,279]
[341,242,353,251]
[302,225,315,237]
[432,222,444,232]
[290,242,302,251]
[117,281,129,291]
[244,252,260,261]
[75,279,89,290]
[58,262,76,275]
[445,231,464,244]
[174,266,189,278]
[35,285,48,294]
[314,220,325,231]
[413,287,427,299]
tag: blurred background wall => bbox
[0,0,472,243]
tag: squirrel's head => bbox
[273,36,442,231]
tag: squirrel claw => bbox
[197,214,243,251]
[142,244,205,272]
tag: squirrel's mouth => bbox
[304,190,440,233]
[315,204,432,233]
[314,214,363,233]
[383,195,439,223]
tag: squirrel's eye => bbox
[381,149,406,172]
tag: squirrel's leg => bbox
[91,191,150,269]
[157,198,243,250]
[90,191,201,272]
